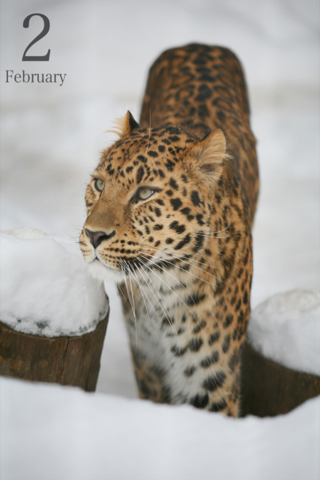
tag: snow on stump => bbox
[241,290,320,417]
[0,230,109,391]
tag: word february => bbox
[5,70,66,86]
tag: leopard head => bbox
[80,111,229,284]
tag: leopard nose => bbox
[85,228,116,249]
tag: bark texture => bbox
[0,311,109,392]
[240,341,320,417]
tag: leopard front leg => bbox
[130,345,172,403]
[119,269,248,417]
[128,334,243,416]
[125,305,244,416]
[156,327,243,417]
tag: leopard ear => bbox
[108,111,140,138]
[125,110,140,134]
[191,129,227,175]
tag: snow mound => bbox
[0,229,108,337]
[248,290,320,376]
[1,377,319,480]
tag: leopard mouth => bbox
[88,258,125,283]
[88,255,148,282]
[89,252,178,280]
[116,255,148,274]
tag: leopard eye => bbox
[138,187,153,200]
[94,178,104,192]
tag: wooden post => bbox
[240,341,320,417]
[0,309,109,392]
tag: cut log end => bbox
[0,312,109,392]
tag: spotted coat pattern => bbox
[80,44,259,416]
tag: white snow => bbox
[248,290,320,376]
[1,377,319,480]
[0,0,319,479]
[0,229,108,337]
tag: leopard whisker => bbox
[195,223,231,238]
[131,267,157,327]
[117,282,132,311]
[140,254,203,331]
[140,248,224,285]
[137,264,177,337]
[144,127,152,159]
[141,245,224,272]
[139,253,197,309]
[120,260,138,344]
[196,233,230,239]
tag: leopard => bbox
[80,44,259,416]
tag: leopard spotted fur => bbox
[80,44,259,416]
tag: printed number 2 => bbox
[22,13,50,61]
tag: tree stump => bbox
[240,341,320,417]
[0,310,109,392]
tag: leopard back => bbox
[140,44,259,226]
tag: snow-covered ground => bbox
[1,0,319,479]
[1,377,319,480]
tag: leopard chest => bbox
[121,267,232,406]
[124,268,189,366]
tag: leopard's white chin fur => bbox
[88,259,125,283]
